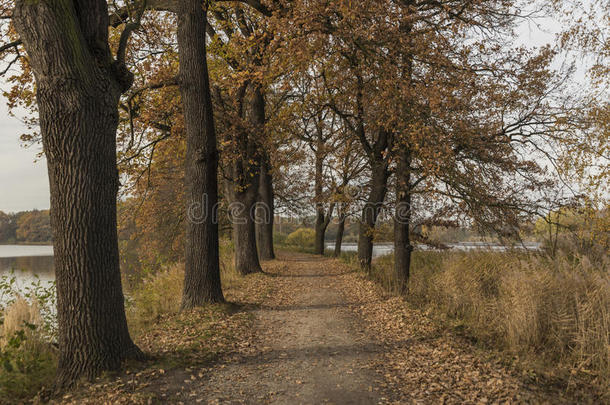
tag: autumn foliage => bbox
[0,0,608,398]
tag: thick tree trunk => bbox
[13,0,142,388]
[333,212,346,257]
[394,149,413,294]
[357,162,389,271]
[231,185,263,274]
[177,0,224,307]
[256,152,276,260]
[314,203,334,255]
[314,220,327,255]
[251,87,274,261]
[226,85,264,275]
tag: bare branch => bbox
[116,0,147,67]
[0,46,21,76]
[109,0,177,27]
[0,39,21,54]
[127,76,180,102]
[219,0,273,17]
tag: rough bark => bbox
[256,151,276,260]
[393,34,414,293]
[351,78,392,271]
[394,148,413,294]
[357,161,390,271]
[226,85,264,275]
[314,203,335,255]
[231,182,263,274]
[178,0,224,307]
[12,0,142,388]
[333,211,347,257]
[314,222,326,255]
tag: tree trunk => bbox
[256,152,275,260]
[231,184,263,274]
[314,220,327,255]
[333,212,346,257]
[357,162,389,271]
[394,34,414,293]
[13,0,142,388]
[227,84,264,275]
[394,148,413,294]
[313,140,334,255]
[314,203,334,255]
[251,86,274,261]
[177,0,224,307]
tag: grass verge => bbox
[340,249,609,395]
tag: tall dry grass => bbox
[126,238,241,333]
[1,297,43,348]
[0,297,57,401]
[367,250,609,386]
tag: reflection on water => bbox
[325,243,394,258]
[0,244,54,258]
[0,245,55,295]
[0,247,56,332]
[0,255,55,285]
[326,241,541,258]
[0,242,541,286]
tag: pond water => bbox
[326,241,541,258]
[0,245,55,292]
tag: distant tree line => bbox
[0,210,52,244]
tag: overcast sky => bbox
[0,101,49,213]
[0,13,564,214]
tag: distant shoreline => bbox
[0,242,53,246]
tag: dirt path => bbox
[196,254,383,404]
[185,253,573,404]
[60,253,597,404]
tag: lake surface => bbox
[326,241,541,258]
[0,245,55,291]
[0,241,541,288]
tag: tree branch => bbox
[220,0,273,17]
[116,0,147,67]
[0,40,21,54]
[109,0,177,27]
[127,76,180,102]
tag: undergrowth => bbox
[126,238,241,334]
[0,239,243,402]
[0,273,57,403]
[341,249,609,393]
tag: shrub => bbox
[273,232,287,246]
[285,228,315,250]
[0,297,57,402]
[127,263,184,333]
[0,272,57,342]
